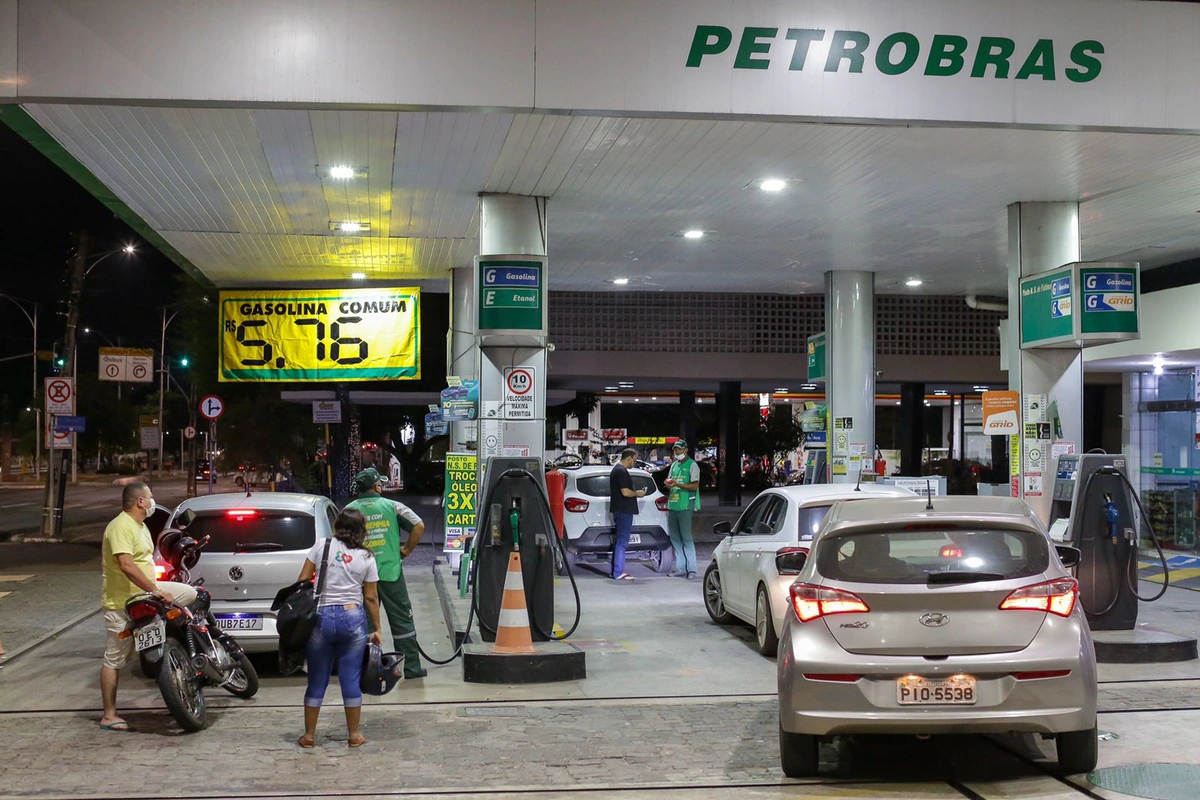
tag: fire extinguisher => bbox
[871,448,887,477]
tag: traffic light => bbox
[52,342,64,372]
[179,356,190,368]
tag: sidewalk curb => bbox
[432,558,472,648]
[0,606,101,667]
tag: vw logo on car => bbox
[919,612,949,627]
[229,566,244,582]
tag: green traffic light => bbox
[180,356,190,367]
[55,357,65,366]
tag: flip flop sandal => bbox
[100,721,132,732]
[614,574,635,581]
[297,734,316,748]
[348,735,366,748]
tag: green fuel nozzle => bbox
[509,498,521,549]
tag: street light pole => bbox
[158,307,181,484]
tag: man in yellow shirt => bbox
[99,482,196,731]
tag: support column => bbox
[899,382,925,476]
[716,382,741,506]
[1006,202,1083,523]
[825,271,876,484]
[477,194,549,465]
[678,390,697,449]
[331,383,354,502]
[448,266,477,453]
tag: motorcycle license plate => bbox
[215,615,263,631]
[628,534,641,545]
[897,675,977,705]
[134,621,165,652]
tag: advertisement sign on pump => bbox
[981,391,1020,435]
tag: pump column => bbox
[1006,202,1084,524]
[825,271,876,484]
[476,194,549,467]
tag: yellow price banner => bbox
[219,288,420,382]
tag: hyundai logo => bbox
[229,566,244,582]
[920,612,949,627]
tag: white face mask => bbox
[674,452,687,462]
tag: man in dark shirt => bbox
[609,448,646,581]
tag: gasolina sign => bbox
[1020,262,1139,349]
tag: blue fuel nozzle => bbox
[1104,500,1120,541]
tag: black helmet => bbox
[360,643,404,696]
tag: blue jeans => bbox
[611,512,633,577]
[304,605,368,709]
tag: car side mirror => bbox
[776,548,808,575]
[713,520,732,535]
[1055,545,1081,569]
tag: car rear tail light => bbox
[775,546,809,576]
[939,546,962,558]
[802,673,862,682]
[127,601,159,622]
[790,583,870,623]
[1011,669,1072,680]
[226,509,258,519]
[999,577,1078,618]
[655,496,668,512]
[564,498,589,513]
[154,563,168,580]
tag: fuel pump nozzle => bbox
[509,497,521,550]
[1103,493,1120,543]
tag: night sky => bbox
[0,121,188,421]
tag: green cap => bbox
[353,467,385,495]
[672,439,688,450]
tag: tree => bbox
[739,405,806,489]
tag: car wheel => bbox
[1056,724,1098,775]
[703,563,735,624]
[779,722,819,777]
[755,585,779,657]
[653,547,675,574]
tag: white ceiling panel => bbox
[21,102,1200,292]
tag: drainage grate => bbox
[1089,763,1200,800]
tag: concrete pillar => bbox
[477,194,549,464]
[448,266,477,453]
[1006,202,1083,522]
[679,390,697,449]
[825,271,875,484]
[899,382,924,476]
[717,381,741,506]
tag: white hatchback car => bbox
[160,492,338,652]
[557,465,674,574]
[704,484,916,656]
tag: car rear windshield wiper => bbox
[927,571,1007,585]
[235,542,285,552]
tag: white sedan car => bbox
[703,483,916,656]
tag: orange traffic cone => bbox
[492,551,536,654]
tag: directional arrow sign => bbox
[199,395,225,420]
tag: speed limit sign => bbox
[503,367,535,419]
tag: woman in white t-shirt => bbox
[294,507,382,748]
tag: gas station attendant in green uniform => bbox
[664,440,701,580]
[345,468,428,678]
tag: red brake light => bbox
[802,673,862,683]
[655,496,668,512]
[564,498,589,513]
[1011,670,1072,680]
[128,601,159,622]
[939,546,962,558]
[999,578,1078,618]
[790,582,870,623]
[226,509,258,519]
[154,563,168,580]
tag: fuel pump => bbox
[1048,452,1170,630]
[472,457,582,643]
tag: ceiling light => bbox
[683,229,704,239]
[760,178,787,192]
[905,278,924,287]
[934,390,948,396]
[122,244,136,254]
[1154,364,1165,376]
[775,387,788,393]
[651,396,658,400]
[974,386,990,392]
[801,384,817,391]
[605,388,618,392]
[924,401,931,406]
[612,277,630,285]
[634,398,640,402]
[351,272,366,280]
[896,400,902,405]
[330,221,371,233]
[618,400,624,404]
[329,166,355,179]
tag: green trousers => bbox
[375,571,423,675]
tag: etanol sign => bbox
[1020,262,1140,349]
[686,27,1103,83]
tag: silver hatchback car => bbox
[163,492,337,653]
[777,496,1097,777]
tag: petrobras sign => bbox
[533,0,1200,133]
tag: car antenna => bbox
[924,479,934,510]
[854,462,863,492]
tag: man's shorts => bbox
[102,581,199,670]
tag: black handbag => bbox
[272,538,332,650]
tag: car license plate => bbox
[628,533,641,545]
[215,615,263,631]
[897,675,977,705]
[133,621,165,652]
